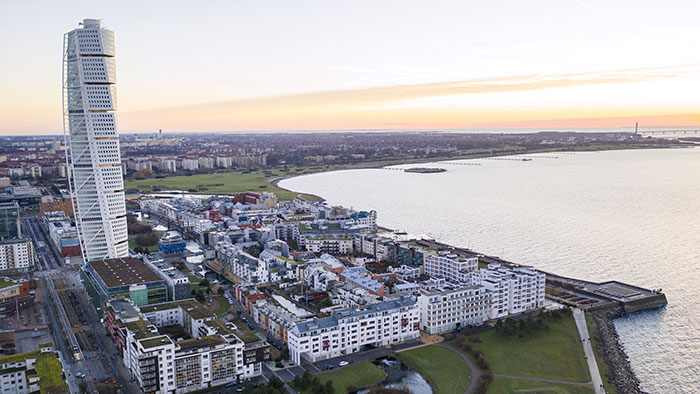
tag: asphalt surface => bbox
[24,215,138,393]
[573,308,605,394]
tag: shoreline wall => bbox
[589,306,645,394]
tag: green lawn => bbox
[36,352,69,394]
[212,296,231,315]
[585,313,616,394]
[314,361,385,394]
[125,171,319,201]
[487,377,594,394]
[396,345,472,394]
[471,313,590,383]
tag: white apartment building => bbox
[0,239,34,274]
[0,347,62,394]
[471,264,546,319]
[424,251,478,283]
[306,238,353,255]
[63,19,128,261]
[158,158,178,173]
[287,297,419,364]
[215,156,233,168]
[181,158,199,170]
[215,241,269,284]
[417,285,490,334]
[106,299,268,394]
[198,157,215,169]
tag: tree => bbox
[325,380,334,394]
[200,279,210,288]
[217,287,225,296]
[136,232,159,247]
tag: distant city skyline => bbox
[1,0,699,134]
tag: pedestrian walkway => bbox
[573,308,605,394]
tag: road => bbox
[23,215,137,393]
[573,308,605,394]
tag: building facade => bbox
[63,19,128,261]
[104,299,268,394]
[471,264,546,319]
[0,239,34,274]
[424,251,478,284]
[417,285,490,334]
[287,297,419,364]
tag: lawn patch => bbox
[396,345,471,394]
[487,376,594,394]
[312,361,385,394]
[471,312,590,383]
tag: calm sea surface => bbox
[280,148,700,393]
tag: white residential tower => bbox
[63,19,128,261]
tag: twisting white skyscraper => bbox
[63,19,128,261]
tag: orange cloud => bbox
[117,66,698,132]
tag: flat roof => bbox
[89,257,162,288]
[139,299,215,320]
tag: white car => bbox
[338,361,349,367]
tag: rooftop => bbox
[296,297,415,333]
[178,335,225,350]
[140,336,173,349]
[139,299,215,320]
[88,257,162,288]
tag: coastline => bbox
[272,146,667,394]
[270,143,692,202]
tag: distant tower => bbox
[63,19,128,261]
[159,128,163,139]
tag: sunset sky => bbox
[1,0,698,134]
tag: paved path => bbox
[573,308,605,394]
[492,373,594,387]
[434,342,481,394]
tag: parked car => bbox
[338,360,349,367]
[325,364,334,370]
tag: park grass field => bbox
[396,345,472,394]
[314,360,385,394]
[487,376,594,394]
[125,170,321,201]
[471,313,590,383]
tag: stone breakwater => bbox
[589,306,647,394]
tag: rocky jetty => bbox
[589,306,647,394]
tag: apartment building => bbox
[144,257,192,301]
[104,299,268,394]
[471,264,546,319]
[417,285,490,334]
[0,238,34,274]
[305,238,353,255]
[0,346,65,394]
[215,241,269,284]
[287,297,419,364]
[424,251,478,283]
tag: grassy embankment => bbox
[396,345,472,394]
[306,361,386,394]
[454,311,594,393]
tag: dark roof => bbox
[89,257,162,288]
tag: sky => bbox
[0,0,699,135]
